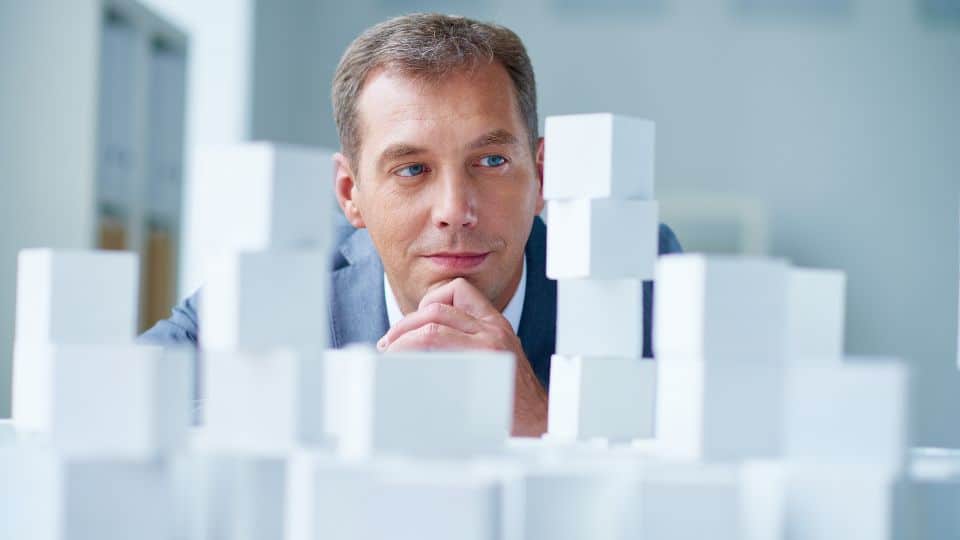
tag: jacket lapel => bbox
[328,228,389,348]
[516,216,557,390]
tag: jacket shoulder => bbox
[658,223,683,255]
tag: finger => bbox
[417,277,497,319]
[384,322,480,352]
[379,303,481,350]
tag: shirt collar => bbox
[384,259,527,334]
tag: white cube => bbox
[0,448,175,540]
[326,347,515,458]
[0,419,14,447]
[640,463,743,540]
[11,342,192,458]
[15,249,139,344]
[287,456,518,540]
[190,143,333,252]
[740,461,788,540]
[654,254,789,362]
[174,453,288,540]
[372,465,506,540]
[201,250,328,349]
[546,199,658,280]
[784,361,908,469]
[556,279,645,357]
[782,464,910,540]
[523,462,642,540]
[548,355,656,442]
[655,358,785,461]
[786,268,846,360]
[202,346,328,454]
[286,455,382,540]
[544,113,655,200]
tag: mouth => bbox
[424,251,491,271]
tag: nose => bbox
[431,171,478,229]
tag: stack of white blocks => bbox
[185,143,336,539]
[4,133,957,539]
[654,254,792,461]
[651,253,917,539]
[187,143,518,540]
[4,249,192,539]
[544,113,659,443]
[196,143,334,452]
[772,270,912,540]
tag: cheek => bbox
[365,187,431,251]
[482,176,538,221]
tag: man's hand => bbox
[377,278,548,437]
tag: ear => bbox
[534,137,545,215]
[334,152,366,229]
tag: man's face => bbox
[337,62,544,314]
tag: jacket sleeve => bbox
[658,223,684,255]
[643,223,683,358]
[137,289,200,347]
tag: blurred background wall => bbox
[3,0,958,446]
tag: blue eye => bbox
[479,155,507,167]
[396,164,426,177]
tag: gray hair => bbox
[332,13,539,167]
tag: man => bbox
[141,13,683,437]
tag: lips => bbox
[425,252,490,271]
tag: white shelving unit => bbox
[96,3,188,330]
[0,0,188,415]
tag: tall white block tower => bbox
[544,113,659,443]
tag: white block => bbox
[11,342,192,458]
[372,465,505,540]
[201,250,328,349]
[327,347,515,458]
[287,457,520,540]
[654,254,789,361]
[15,249,139,344]
[781,464,910,540]
[202,346,328,454]
[556,279,645,357]
[655,358,785,461]
[784,361,908,469]
[740,461,788,540]
[286,455,380,540]
[786,268,846,360]
[0,449,175,540]
[547,355,656,442]
[544,113,654,200]
[0,420,13,447]
[640,463,743,540]
[190,143,333,253]
[546,200,658,280]
[524,462,642,540]
[175,453,288,540]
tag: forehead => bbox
[353,62,525,158]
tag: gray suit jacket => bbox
[139,216,683,390]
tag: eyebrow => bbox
[467,129,520,150]
[375,129,521,170]
[377,143,427,169]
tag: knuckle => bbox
[422,322,442,337]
